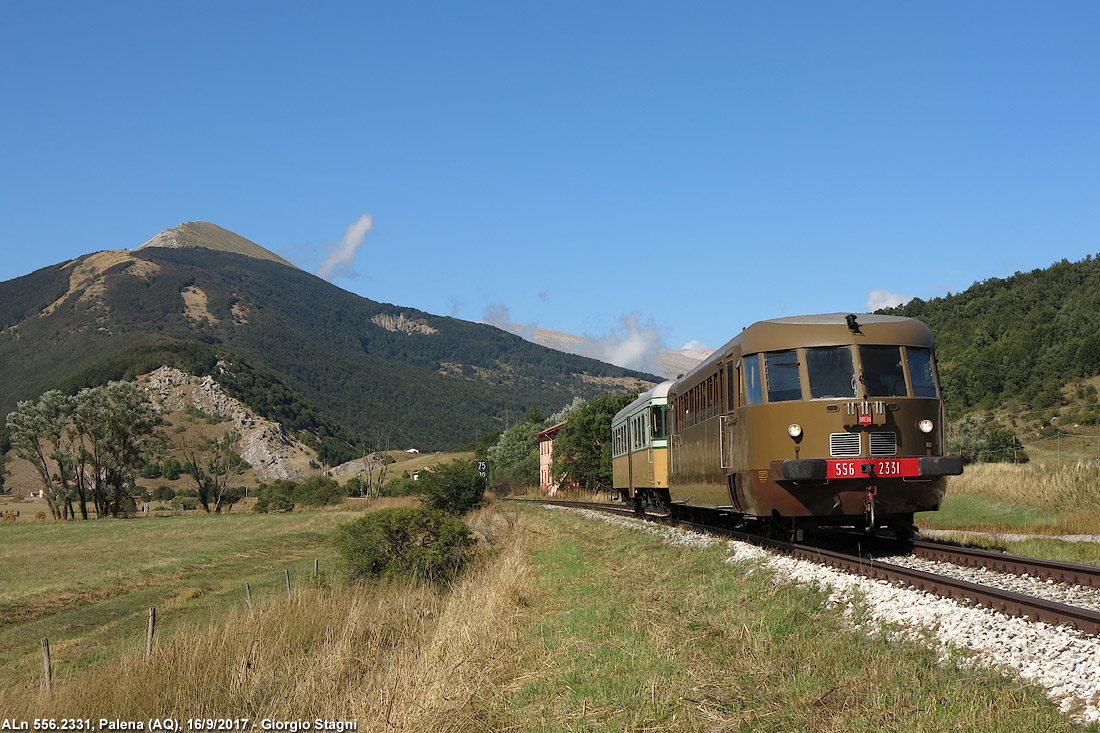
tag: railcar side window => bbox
[727,364,737,411]
[806,347,857,399]
[860,346,907,397]
[744,355,763,405]
[907,347,938,397]
[764,350,802,402]
[651,404,666,439]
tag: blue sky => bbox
[3,2,1099,372]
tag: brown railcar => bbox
[660,313,961,537]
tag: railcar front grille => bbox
[829,433,861,457]
[869,432,898,456]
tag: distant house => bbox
[404,448,420,454]
[27,489,44,499]
[535,422,567,494]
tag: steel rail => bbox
[785,543,1100,636]
[909,540,1100,589]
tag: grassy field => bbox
[916,462,1100,564]
[0,500,417,684]
[0,501,1091,730]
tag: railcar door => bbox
[625,418,634,494]
[724,360,747,512]
[720,363,737,470]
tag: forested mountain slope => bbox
[881,256,1100,413]
[0,224,655,454]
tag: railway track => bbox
[909,539,1100,589]
[528,498,1100,636]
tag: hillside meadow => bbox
[0,498,1089,731]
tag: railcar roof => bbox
[763,313,912,326]
[612,379,674,424]
[674,313,934,388]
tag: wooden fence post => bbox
[41,637,51,694]
[145,607,156,660]
[245,582,253,609]
[284,569,292,599]
[313,558,319,578]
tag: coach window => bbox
[717,365,726,411]
[860,346,907,397]
[906,347,938,398]
[728,362,739,411]
[806,346,857,399]
[764,350,802,402]
[651,404,666,440]
[744,355,763,405]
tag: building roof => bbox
[535,421,567,440]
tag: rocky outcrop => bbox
[371,312,438,335]
[143,366,315,481]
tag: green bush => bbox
[344,476,363,496]
[382,470,421,497]
[139,460,162,479]
[162,458,183,481]
[334,507,476,583]
[253,480,295,513]
[151,485,176,502]
[948,416,1029,464]
[292,475,344,507]
[222,486,246,509]
[490,451,539,491]
[417,459,486,515]
[169,495,200,510]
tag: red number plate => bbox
[827,458,920,479]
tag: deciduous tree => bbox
[7,391,75,519]
[551,392,635,492]
[182,432,249,513]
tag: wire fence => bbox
[1028,431,1100,465]
[974,431,1100,464]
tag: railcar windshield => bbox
[907,347,938,397]
[860,346,907,397]
[806,346,857,399]
[764,350,802,402]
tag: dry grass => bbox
[949,461,1099,506]
[932,461,1100,533]
[0,504,1079,730]
[2,505,535,730]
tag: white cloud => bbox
[482,303,511,327]
[569,313,663,374]
[481,307,666,375]
[317,213,373,280]
[866,289,914,311]
[482,304,538,340]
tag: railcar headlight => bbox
[919,419,934,433]
[787,423,803,439]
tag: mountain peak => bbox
[137,221,299,270]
